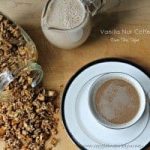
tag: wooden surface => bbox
[0,0,150,149]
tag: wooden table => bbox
[0,0,150,149]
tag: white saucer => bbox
[76,75,149,146]
[62,59,150,150]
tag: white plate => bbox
[62,59,150,150]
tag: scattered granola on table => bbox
[0,13,59,150]
[0,72,59,150]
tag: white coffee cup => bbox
[89,72,146,129]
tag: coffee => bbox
[95,79,140,124]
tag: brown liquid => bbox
[95,79,140,124]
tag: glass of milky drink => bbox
[41,0,121,49]
[89,73,147,129]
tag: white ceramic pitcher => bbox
[41,0,121,49]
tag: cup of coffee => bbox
[89,72,146,129]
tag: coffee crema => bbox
[95,79,140,124]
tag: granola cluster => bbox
[0,13,59,150]
[0,13,37,74]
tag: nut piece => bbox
[47,90,57,98]
[0,15,3,22]
[0,127,6,136]
[51,138,58,146]
[37,93,45,101]
[0,49,4,56]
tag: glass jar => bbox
[41,0,120,49]
[0,13,43,101]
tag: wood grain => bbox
[0,0,150,149]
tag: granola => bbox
[0,74,59,150]
[0,13,37,73]
[0,13,59,150]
